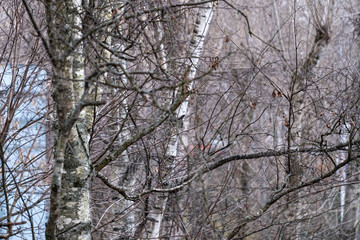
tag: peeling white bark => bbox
[96,2,137,236]
[151,3,215,239]
[46,0,91,239]
[150,196,168,239]
[166,2,214,158]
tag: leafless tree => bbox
[1,0,358,239]
[0,1,50,239]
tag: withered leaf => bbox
[112,8,118,17]
[285,119,289,127]
[272,89,277,98]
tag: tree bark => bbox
[45,0,91,239]
[149,3,215,239]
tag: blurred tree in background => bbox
[1,0,360,239]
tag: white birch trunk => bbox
[340,122,360,239]
[113,5,136,236]
[147,13,172,239]
[46,0,91,239]
[150,3,214,239]
[112,51,137,237]
[338,123,349,223]
[57,1,91,239]
[166,2,214,158]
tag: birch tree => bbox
[26,0,218,239]
[42,0,92,238]
[14,0,360,239]
[147,3,215,238]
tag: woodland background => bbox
[1,0,360,239]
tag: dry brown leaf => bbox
[285,119,289,127]
[272,89,277,98]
